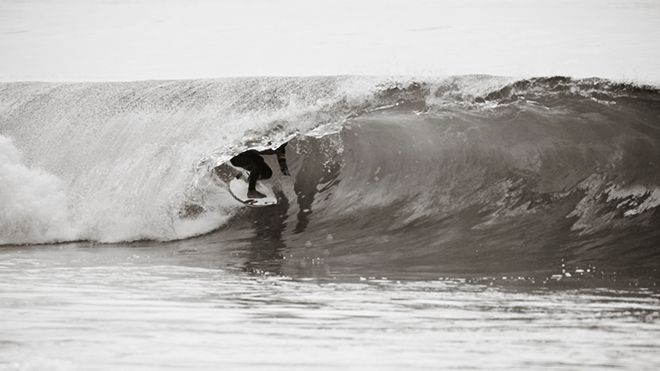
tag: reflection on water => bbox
[0,241,659,370]
[243,191,289,276]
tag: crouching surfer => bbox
[223,143,290,199]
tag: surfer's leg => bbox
[258,162,273,180]
[246,157,273,199]
[230,151,268,198]
[247,171,266,199]
[248,170,260,191]
[248,155,269,198]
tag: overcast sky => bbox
[1,0,659,82]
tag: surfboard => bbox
[227,172,278,207]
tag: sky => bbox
[1,0,659,82]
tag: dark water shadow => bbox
[292,136,342,234]
[239,190,291,275]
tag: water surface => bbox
[1,237,659,370]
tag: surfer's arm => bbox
[275,143,289,175]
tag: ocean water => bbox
[1,75,660,369]
[1,239,660,370]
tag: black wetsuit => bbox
[230,143,289,193]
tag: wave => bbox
[1,75,659,275]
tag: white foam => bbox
[0,135,78,244]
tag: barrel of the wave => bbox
[213,138,295,207]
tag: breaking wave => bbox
[1,76,659,276]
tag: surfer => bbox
[228,143,290,199]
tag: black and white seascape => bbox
[1,1,660,370]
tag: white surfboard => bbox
[227,173,278,207]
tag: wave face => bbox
[1,76,660,276]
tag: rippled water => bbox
[1,237,659,371]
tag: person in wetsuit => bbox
[229,143,290,199]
